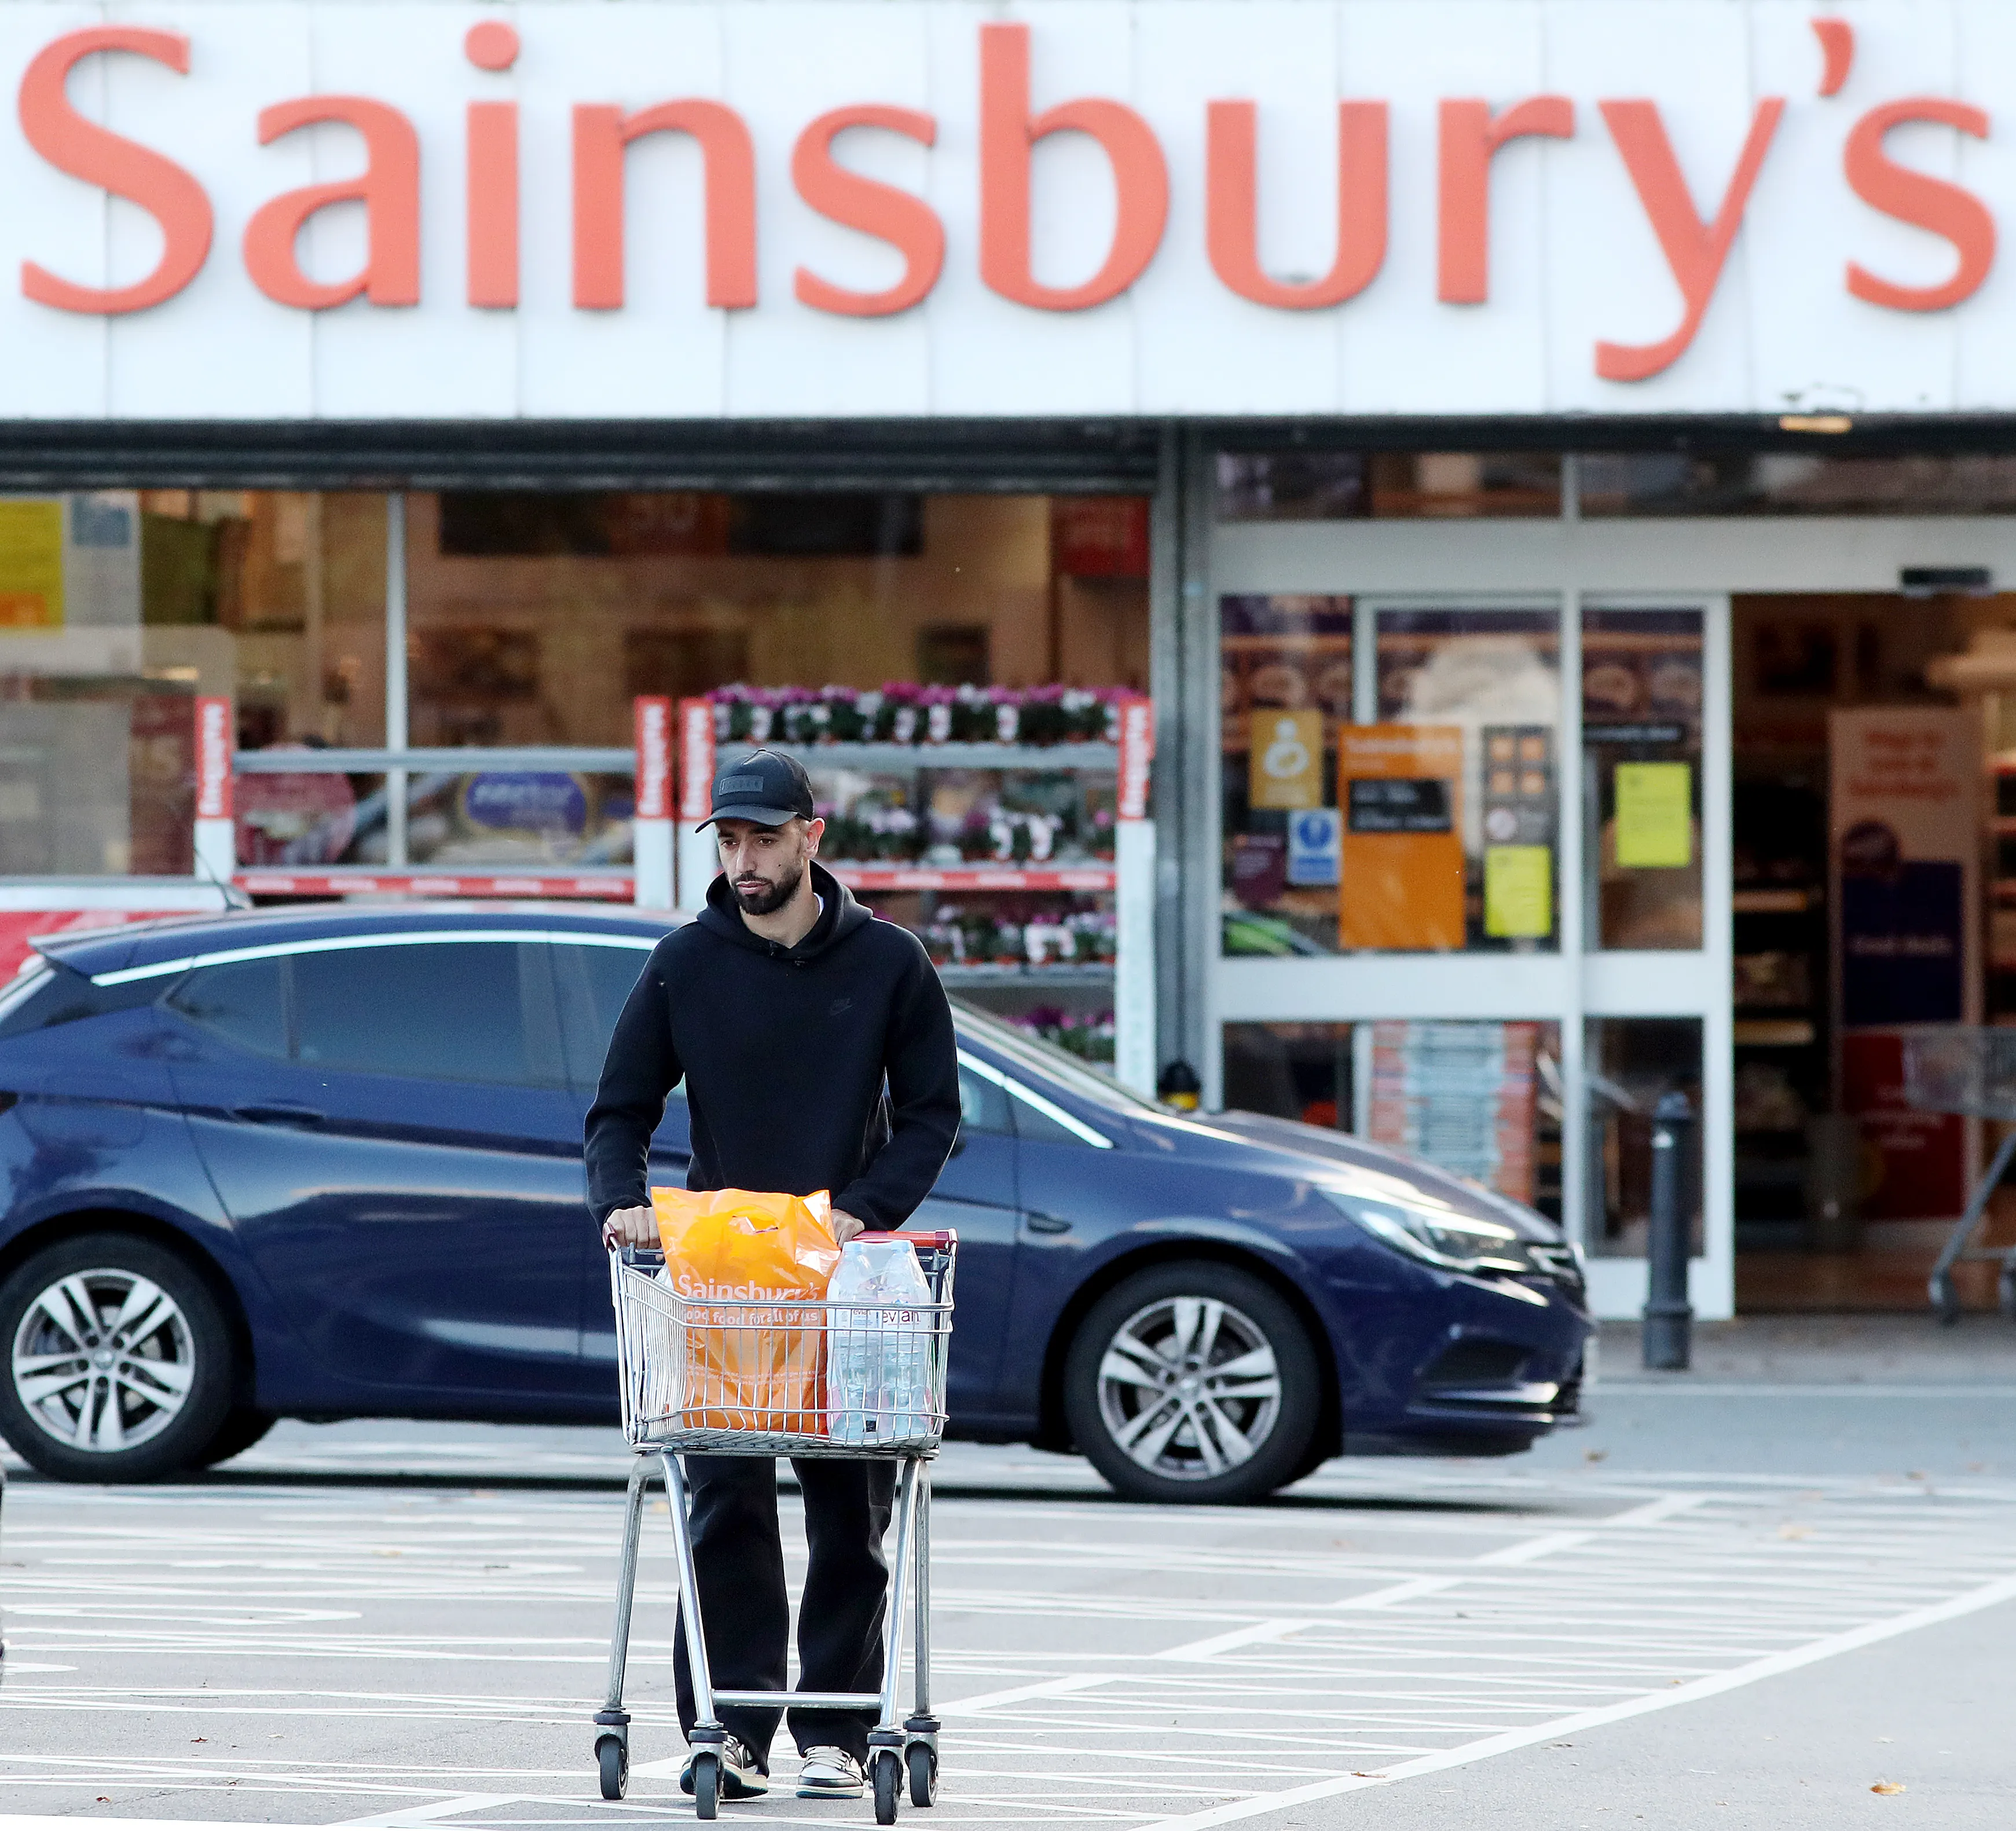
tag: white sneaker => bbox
[795,1746,866,1799]
[681,1735,768,1800]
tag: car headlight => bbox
[1319,1187,1534,1276]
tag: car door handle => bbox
[1025,1211,1072,1235]
[231,1101,325,1128]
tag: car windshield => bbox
[950,999,1161,1118]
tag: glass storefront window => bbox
[1223,1021,1355,1130]
[410,490,1145,744]
[1216,452,1561,522]
[1220,600,1563,956]
[0,489,382,877]
[141,490,387,876]
[401,487,1146,1047]
[1222,1018,1562,1220]
[1220,596,1351,956]
[1372,607,1560,952]
[1583,607,1705,950]
[1579,452,2016,518]
[1587,1017,1703,1257]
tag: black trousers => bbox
[672,1455,897,1770]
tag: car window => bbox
[1006,1081,1097,1147]
[958,1062,1013,1134]
[166,958,286,1058]
[292,942,562,1087]
[552,940,676,1094]
[0,960,159,1037]
[951,998,1158,1116]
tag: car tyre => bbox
[0,1232,235,1483]
[196,1407,277,1469]
[1064,1261,1321,1506]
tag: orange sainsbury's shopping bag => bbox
[650,1187,841,1433]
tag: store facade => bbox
[6,0,2016,1317]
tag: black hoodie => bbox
[584,863,960,1230]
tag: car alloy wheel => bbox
[13,1266,196,1452]
[1098,1295,1282,1482]
[1065,1261,1321,1505]
[0,1233,233,1481]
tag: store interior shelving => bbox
[684,711,1145,1070]
[1731,773,1831,1246]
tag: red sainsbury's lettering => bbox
[19,28,214,314]
[572,100,757,309]
[792,105,944,317]
[1437,96,1574,305]
[1596,97,1784,382]
[978,22,1168,311]
[244,97,421,307]
[1845,98,1994,312]
[1206,100,1388,309]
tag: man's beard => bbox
[733,862,805,916]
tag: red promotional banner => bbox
[1116,694,1153,822]
[193,695,233,821]
[677,697,716,822]
[634,695,672,821]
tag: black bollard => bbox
[1642,1089,1695,1371]
[1157,1059,1202,1111]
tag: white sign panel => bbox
[0,0,2010,420]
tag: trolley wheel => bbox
[873,1748,901,1825]
[907,1742,938,1808]
[596,1735,628,1801]
[690,1752,719,1822]
[1931,1270,1962,1326]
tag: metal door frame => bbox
[1197,476,2016,1320]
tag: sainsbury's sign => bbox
[2,1,2010,420]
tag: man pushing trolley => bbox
[586,748,961,1818]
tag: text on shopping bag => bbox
[650,1187,840,1432]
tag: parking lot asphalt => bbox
[3,1340,2016,1831]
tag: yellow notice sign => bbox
[1615,761,1693,867]
[1248,708,1323,810]
[0,500,63,631]
[1484,845,1552,939]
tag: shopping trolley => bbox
[592,1232,956,1823]
[1901,1029,2016,1322]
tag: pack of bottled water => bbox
[826,1236,933,1444]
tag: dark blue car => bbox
[0,904,1589,1503]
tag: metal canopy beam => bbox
[0,419,1167,493]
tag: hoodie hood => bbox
[698,860,874,961]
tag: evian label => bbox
[634,695,671,820]
[1117,695,1153,822]
[195,695,233,821]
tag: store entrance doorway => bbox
[1214,584,1731,1323]
[1198,445,2016,1319]
[1732,590,2015,1312]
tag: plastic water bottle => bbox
[826,1237,933,1444]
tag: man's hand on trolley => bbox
[601,1204,866,1248]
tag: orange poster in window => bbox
[1339,724,1465,951]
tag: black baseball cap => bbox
[697,748,816,829]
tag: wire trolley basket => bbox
[1900,1028,2016,1323]
[591,1232,957,1823]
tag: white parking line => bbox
[1326,1576,1462,1609]
[940,1672,1119,1716]
[336,1796,522,1827]
[4,1474,2013,1827]
[1151,1621,1314,1662]
[1129,1567,2016,1830]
